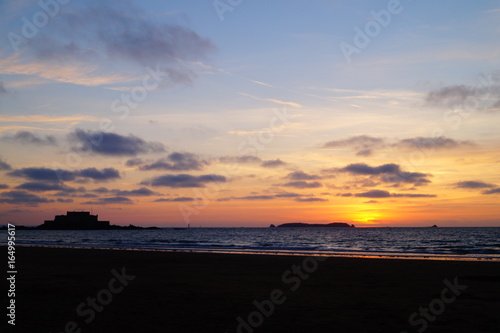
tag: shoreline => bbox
[9,246,500,332]
[12,244,500,262]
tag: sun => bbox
[350,209,383,225]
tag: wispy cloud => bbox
[322,135,385,156]
[137,152,208,171]
[217,192,326,202]
[8,167,121,183]
[2,1,215,87]
[70,129,165,156]
[352,189,436,198]
[239,92,301,108]
[284,171,322,181]
[82,196,134,205]
[0,54,135,87]
[0,157,12,170]
[485,8,500,14]
[142,174,227,188]
[281,181,323,189]
[483,188,500,195]
[425,82,500,110]
[454,181,496,189]
[0,114,100,124]
[321,135,473,156]
[261,159,287,168]
[0,190,54,206]
[1,130,57,146]
[336,163,432,187]
[154,197,196,202]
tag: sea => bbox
[5,227,500,261]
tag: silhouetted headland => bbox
[277,222,355,228]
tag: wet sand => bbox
[7,246,500,332]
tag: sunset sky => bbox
[0,0,499,227]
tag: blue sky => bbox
[0,0,499,226]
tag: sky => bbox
[0,0,499,227]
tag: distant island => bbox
[275,222,355,228]
[2,211,159,230]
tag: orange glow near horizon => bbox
[1,2,499,228]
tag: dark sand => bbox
[5,246,500,333]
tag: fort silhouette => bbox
[37,211,158,230]
[40,211,110,230]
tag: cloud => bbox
[2,2,215,87]
[112,188,157,196]
[57,198,74,203]
[142,174,227,188]
[396,136,473,150]
[2,131,57,146]
[92,187,110,193]
[321,135,474,157]
[53,186,87,197]
[78,193,98,198]
[0,190,54,206]
[154,197,196,202]
[15,182,69,192]
[364,200,379,204]
[274,192,300,198]
[8,167,75,183]
[282,181,323,189]
[234,195,276,201]
[0,114,100,125]
[285,171,321,181]
[482,188,500,195]
[261,159,287,168]
[391,193,437,198]
[7,167,120,183]
[425,83,500,110]
[337,163,431,186]
[354,190,392,198]
[78,168,121,181]
[239,93,301,108]
[340,163,395,175]
[218,155,262,164]
[139,152,208,171]
[294,197,328,202]
[125,158,145,167]
[353,190,436,198]
[217,193,324,202]
[0,184,9,189]
[82,197,134,205]
[454,181,496,189]
[0,157,12,170]
[70,129,165,156]
[322,135,385,156]
[425,85,477,108]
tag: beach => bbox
[7,246,500,333]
